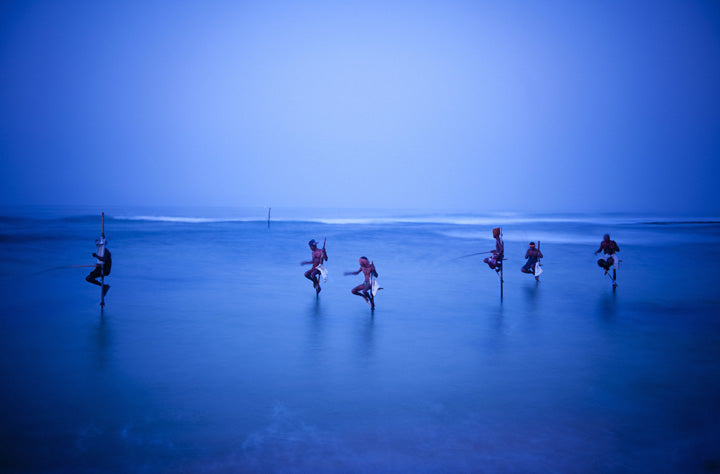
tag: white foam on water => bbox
[114,215,262,223]
[112,213,720,228]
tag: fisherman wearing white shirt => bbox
[86,238,111,296]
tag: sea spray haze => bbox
[1,207,719,472]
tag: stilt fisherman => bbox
[86,237,111,297]
[301,239,328,295]
[344,257,379,310]
[521,242,543,279]
[595,234,620,274]
[484,227,504,271]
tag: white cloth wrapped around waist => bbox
[602,254,619,269]
[371,277,383,297]
[316,264,328,282]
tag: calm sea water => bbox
[1,207,719,473]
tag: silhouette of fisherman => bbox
[86,238,111,296]
[595,234,619,274]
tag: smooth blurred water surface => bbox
[1,207,719,472]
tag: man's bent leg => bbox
[86,266,103,286]
[361,282,373,308]
[352,284,369,304]
[305,269,319,287]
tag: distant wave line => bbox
[642,220,720,225]
[114,216,720,226]
[5,214,719,226]
[113,216,263,223]
[112,215,628,225]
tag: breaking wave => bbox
[3,211,719,227]
[107,214,720,226]
[113,215,262,223]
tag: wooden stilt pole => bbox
[100,212,105,308]
[500,261,504,300]
[500,229,504,300]
[500,230,504,300]
[267,207,271,229]
[612,268,617,290]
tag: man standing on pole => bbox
[301,239,328,295]
[483,227,504,271]
[86,237,111,297]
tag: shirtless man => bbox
[344,257,378,309]
[301,239,328,295]
[595,234,620,274]
[483,227,504,271]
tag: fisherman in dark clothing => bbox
[86,238,110,296]
[521,242,543,274]
[595,234,620,274]
[484,227,504,271]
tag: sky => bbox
[1,0,719,213]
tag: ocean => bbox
[1,206,719,473]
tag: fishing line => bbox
[32,264,96,276]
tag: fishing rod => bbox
[452,250,493,260]
[33,264,96,276]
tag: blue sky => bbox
[1,0,719,213]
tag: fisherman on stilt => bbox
[344,257,379,310]
[483,227,504,272]
[521,242,543,281]
[595,234,619,274]
[86,237,111,297]
[595,234,620,287]
[301,239,328,296]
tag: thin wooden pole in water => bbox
[500,232,504,300]
[500,261,504,300]
[100,212,105,308]
[500,231,505,301]
[267,207,271,228]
